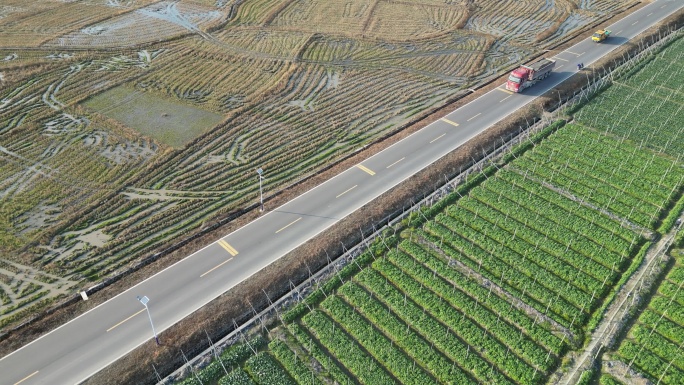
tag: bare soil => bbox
[2,5,682,385]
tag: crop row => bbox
[268,339,323,385]
[496,168,639,247]
[650,295,684,326]
[448,199,611,291]
[421,221,579,326]
[618,340,684,385]
[630,325,684,371]
[527,141,672,212]
[371,256,540,384]
[531,132,666,194]
[354,267,515,384]
[287,323,354,385]
[302,310,396,385]
[638,310,683,347]
[476,176,626,271]
[522,144,668,220]
[658,280,684,307]
[398,240,567,354]
[549,124,683,193]
[384,247,556,371]
[616,262,684,384]
[574,37,684,159]
[320,295,437,385]
[219,368,255,385]
[512,155,657,228]
[436,211,591,310]
[481,173,632,262]
[336,280,476,384]
[244,352,295,385]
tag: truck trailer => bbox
[505,58,555,93]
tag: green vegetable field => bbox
[617,265,684,384]
[174,34,684,385]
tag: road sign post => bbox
[137,295,159,345]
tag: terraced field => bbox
[170,34,684,385]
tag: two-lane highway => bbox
[2,1,681,384]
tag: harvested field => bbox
[45,1,224,48]
[0,0,643,332]
[0,0,160,48]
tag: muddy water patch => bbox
[84,86,224,148]
[16,203,61,235]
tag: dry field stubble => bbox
[0,0,639,332]
[44,1,223,48]
[0,0,161,48]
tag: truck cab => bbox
[505,58,555,93]
[506,69,527,93]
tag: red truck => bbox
[505,58,556,93]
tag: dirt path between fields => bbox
[553,217,683,384]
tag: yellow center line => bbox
[440,118,459,127]
[430,133,446,143]
[386,157,405,169]
[356,164,375,176]
[200,257,234,278]
[552,56,568,62]
[107,309,145,332]
[14,371,39,385]
[336,185,357,198]
[500,95,512,102]
[217,239,238,256]
[276,217,302,234]
[467,113,481,122]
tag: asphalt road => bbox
[2,1,681,384]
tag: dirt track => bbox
[555,219,682,384]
